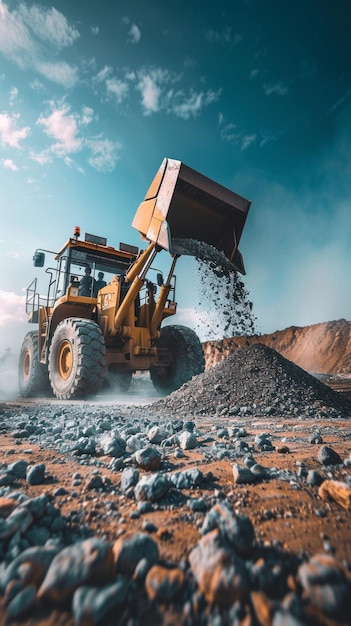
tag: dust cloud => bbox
[0,347,19,401]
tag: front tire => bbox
[18,331,50,397]
[150,325,205,394]
[48,318,106,400]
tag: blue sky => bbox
[0,0,350,354]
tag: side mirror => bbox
[33,251,45,267]
[156,272,163,287]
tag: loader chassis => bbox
[19,157,251,400]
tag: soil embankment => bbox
[204,319,351,374]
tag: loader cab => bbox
[27,232,140,315]
[53,233,140,301]
[26,229,177,331]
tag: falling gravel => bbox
[174,238,256,340]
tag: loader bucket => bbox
[132,158,251,273]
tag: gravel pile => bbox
[154,344,351,419]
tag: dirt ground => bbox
[0,319,351,625]
[0,399,351,626]
[1,413,350,564]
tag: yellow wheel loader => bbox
[18,158,251,400]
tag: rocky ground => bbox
[0,334,351,626]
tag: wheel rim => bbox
[22,348,31,381]
[57,340,73,380]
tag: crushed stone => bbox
[174,238,256,340]
[153,343,351,419]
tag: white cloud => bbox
[91,26,99,36]
[136,69,167,115]
[241,134,256,151]
[80,106,94,126]
[0,111,30,147]
[35,60,78,88]
[136,67,221,118]
[170,89,221,120]
[249,69,259,80]
[0,1,79,87]
[93,65,113,84]
[205,27,241,45]
[219,116,256,150]
[128,23,141,44]
[34,102,120,172]
[0,290,26,326]
[263,82,289,96]
[29,78,45,92]
[2,158,19,171]
[9,86,18,105]
[29,149,52,165]
[18,4,79,50]
[106,77,129,105]
[327,87,351,115]
[37,104,82,155]
[171,92,203,119]
[122,16,141,44]
[86,136,122,173]
[220,121,239,143]
[259,131,276,148]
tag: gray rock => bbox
[0,506,32,542]
[85,473,104,491]
[272,610,307,626]
[189,528,249,606]
[147,425,168,444]
[298,553,351,620]
[134,473,170,502]
[318,445,342,466]
[72,578,129,625]
[120,467,140,492]
[0,472,15,487]
[0,545,59,593]
[135,446,161,471]
[73,437,97,456]
[38,538,114,604]
[306,469,323,486]
[201,503,255,557]
[113,532,159,576]
[170,468,203,489]
[232,463,262,484]
[125,434,144,453]
[101,435,126,458]
[6,584,36,618]
[187,498,208,512]
[145,564,185,602]
[178,430,198,450]
[308,432,323,444]
[7,460,29,479]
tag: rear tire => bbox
[18,331,50,397]
[150,325,205,394]
[48,318,106,400]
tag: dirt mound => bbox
[203,319,351,374]
[154,343,351,418]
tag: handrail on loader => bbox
[132,157,251,274]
